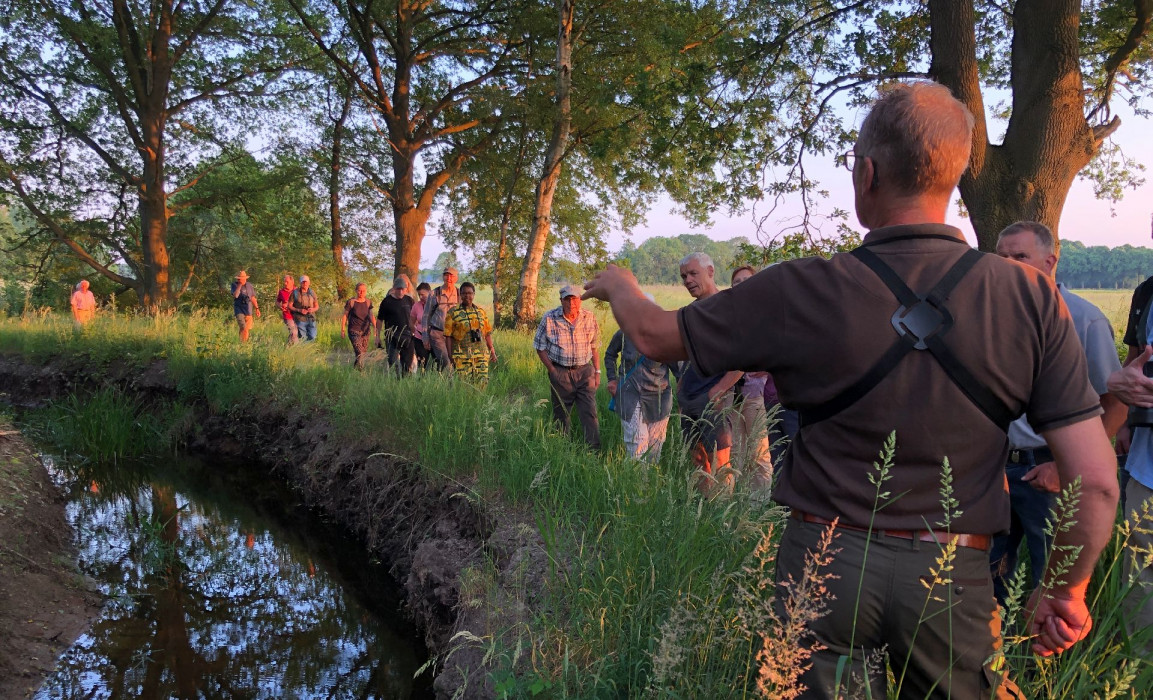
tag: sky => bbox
[421,98,1153,269]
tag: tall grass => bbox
[2,307,1151,697]
[30,386,190,462]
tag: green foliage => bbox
[1058,240,1153,290]
[32,387,189,462]
[616,234,751,285]
[733,229,863,269]
[168,151,339,308]
[0,0,310,305]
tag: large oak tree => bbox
[0,0,302,307]
[288,0,524,281]
[688,0,1152,251]
[930,0,1152,249]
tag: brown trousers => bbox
[547,364,601,450]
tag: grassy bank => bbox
[2,304,1150,698]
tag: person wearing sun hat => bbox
[230,269,260,342]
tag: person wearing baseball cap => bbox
[422,266,460,370]
[532,284,601,449]
[230,270,260,342]
[290,275,320,342]
[378,274,416,374]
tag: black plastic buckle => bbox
[891,300,953,350]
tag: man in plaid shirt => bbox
[534,285,602,449]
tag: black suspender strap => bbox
[799,245,1016,432]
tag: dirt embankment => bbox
[0,354,550,699]
[0,422,102,700]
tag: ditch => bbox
[23,442,433,698]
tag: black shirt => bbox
[378,294,414,341]
[1123,276,1153,349]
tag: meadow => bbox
[0,284,1149,698]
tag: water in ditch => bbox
[33,451,434,699]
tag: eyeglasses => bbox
[838,151,857,172]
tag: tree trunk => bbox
[139,128,171,308]
[329,87,353,299]
[493,123,532,327]
[929,0,1109,251]
[514,0,575,329]
[136,29,173,309]
[394,201,430,282]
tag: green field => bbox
[1,289,1150,697]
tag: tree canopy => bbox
[1,1,1150,310]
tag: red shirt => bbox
[276,288,293,321]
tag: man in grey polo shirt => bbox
[989,221,1127,604]
[422,266,459,370]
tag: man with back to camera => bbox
[422,266,460,370]
[583,81,1117,698]
[988,221,1126,605]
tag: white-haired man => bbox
[676,252,742,490]
[584,81,1117,697]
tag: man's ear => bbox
[860,156,878,192]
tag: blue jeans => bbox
[296,318,317,342]
[989,458,1054,605]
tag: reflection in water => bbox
[37,454,431,699]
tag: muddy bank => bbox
[0,422,102,700]
[0,354,549,699]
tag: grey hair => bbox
[998,221,1057,256]
[857,81,975,197]
[680,252,714,269]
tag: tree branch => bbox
[1087,0,1153,124]
[2,170,138,289]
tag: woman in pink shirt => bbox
[410,282,432,370]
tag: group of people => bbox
[580,80,1151,697]
[56,78,1153,697]
[561,259,791,491]
[340,268,496,379]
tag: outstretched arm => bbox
[583,265,684,363]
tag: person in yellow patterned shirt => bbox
[444,282,496,381]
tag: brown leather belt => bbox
[790,510,991,551]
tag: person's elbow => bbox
[1082,457,1120,504]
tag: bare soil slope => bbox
[0,422,101,700]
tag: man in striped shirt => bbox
[534,285,602,449]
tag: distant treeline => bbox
[616,234,1153,290]
[1058,240,1153,289]
[616,235,751,285]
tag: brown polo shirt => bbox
[677,223,1101,534]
